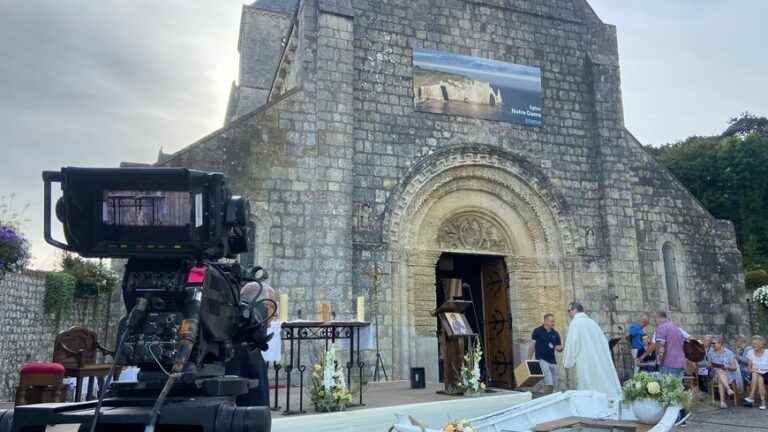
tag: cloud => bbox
[0,0,246,269]
[588,0,768,144]
[1,1,766,270]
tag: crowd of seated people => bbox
[627,323,767,410]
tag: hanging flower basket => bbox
[0,224,30,277]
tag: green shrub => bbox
[44,272,76,317]
[62,254,118,298]
[746,270,768,290]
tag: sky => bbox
[0,0,766,270]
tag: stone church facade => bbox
[157,0,748,383]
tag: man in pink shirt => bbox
[654,311,686,378]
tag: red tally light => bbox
[187,267,206,284]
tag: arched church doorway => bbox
[436,252,514,388]
[384,146,577,384]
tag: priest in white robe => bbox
[563,302,622,397]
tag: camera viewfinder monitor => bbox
[43,167,238,259]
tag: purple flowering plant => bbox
[0,194,31,275]
[0,225,30,274]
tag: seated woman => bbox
[635,334,658,372]
[708,336,741,408]
[745,335,768,410]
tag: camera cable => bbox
[145,282,204,432]
[89,297,149,432]
[146,344,171,377]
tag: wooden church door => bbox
[481,257,514,388]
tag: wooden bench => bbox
[533,416,652,432]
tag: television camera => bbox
[0,167,273,432]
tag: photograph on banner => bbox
[413,48,542,125]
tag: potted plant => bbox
[442,419,476,432]
[457,339,486,396]
[622,372,692,424]
[310,344,353,412]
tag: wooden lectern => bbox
[434,299,476,394]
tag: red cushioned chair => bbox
[16,362,67,405]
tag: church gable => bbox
[158,0,746,383]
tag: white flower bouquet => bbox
[310,344,353,412]
[754,285,768,308]
[457,339,486,395]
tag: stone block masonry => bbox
[0,271,124,402]
[156,0,748,385]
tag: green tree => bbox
[650,113,768,270]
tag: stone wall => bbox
[158,0,748,383]
[0,271,123,402]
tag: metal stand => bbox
[366,263,389,382]
[372,319,388,381]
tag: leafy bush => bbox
[62,254,118,298]
[746,270,768,290]
[44,272,76,318]
[650,119,768,270]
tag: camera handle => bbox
[42,171,73,251]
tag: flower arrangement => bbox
[442,419,476,432]
[457,338,486,395]
[622,372,692,409]
[754,285,768,308]
[0,194,31,278]
[0,224,30,276]
[310,344,353,412]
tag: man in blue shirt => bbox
[528,313,562,394]
[626,317,648,374]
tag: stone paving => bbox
[675,405,768,431]
[272,380,516,418]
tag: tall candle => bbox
[356,296,365,322]
[279,294,289,322]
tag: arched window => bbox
[662,242,681,309]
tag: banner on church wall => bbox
[412,49,542,126]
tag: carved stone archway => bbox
[384,145,576,383]
[437,212,509,253]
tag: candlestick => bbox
[356,296,365,321]
[279,294,289,322]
